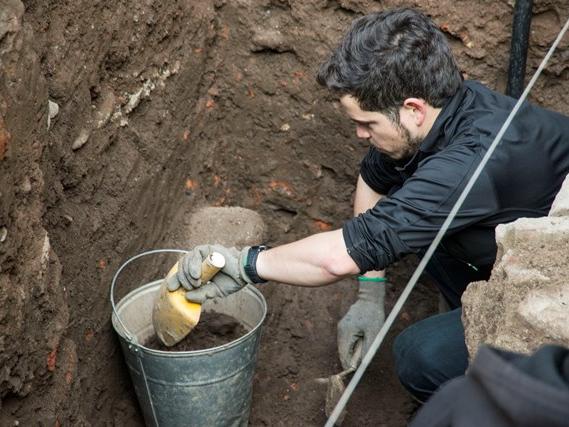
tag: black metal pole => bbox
[506,0,534,98]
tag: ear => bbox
[402,98,428,127]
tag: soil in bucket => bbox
[144,311,249,351]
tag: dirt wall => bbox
[1,0,569,425]
[0,0,74,423]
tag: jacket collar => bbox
[391,82,468,172]
[419,82,468,153]
[390,82,467,171]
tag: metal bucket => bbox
[110,250,267,427]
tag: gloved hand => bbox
[337,278,386,370]
[166,244,253,304]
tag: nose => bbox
[356,125,370,139]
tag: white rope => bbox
[325,15,569,426]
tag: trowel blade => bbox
[325,374,348,424]
[151,264,202,347]
[323,340,362,424]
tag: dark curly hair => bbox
[317,8,462,120]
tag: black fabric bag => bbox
[410,344,569,427]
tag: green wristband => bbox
[357,276,387,283]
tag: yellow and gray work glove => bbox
[166,245,253,304]
[337,276,386,370]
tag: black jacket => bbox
[410,345,569,427]
[343,81,569,272]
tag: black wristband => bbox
[244,245,269,284]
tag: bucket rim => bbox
[110,249,267,354]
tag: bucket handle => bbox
[110,249,189,344]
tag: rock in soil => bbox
[145,311,248,351]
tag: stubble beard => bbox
[383,123,423,161]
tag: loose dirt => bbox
[145,311,249,352]
[2,0,569,426]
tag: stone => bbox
[62,214,74,225]
[462,215,569,358]
[0,0,24,50]
[251,28,293,53]
[517,285,569,342]
[495,217,569,253]
[47,100,59,129]
[177,206,266,249]
[549,173,569,217]
[20,176,31,193]
[123,80,154,115]
[71,128,90,151]
[94,89,116,129]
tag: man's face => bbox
[340,95,423,160]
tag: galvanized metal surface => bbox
[111,250,267,427]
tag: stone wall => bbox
[462,175,569,357]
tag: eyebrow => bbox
[352,119,374,125]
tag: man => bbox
[168,8,569,401]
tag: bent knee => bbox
[393,328,438,401]
[392,317,467,402]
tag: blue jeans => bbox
[393,250,492,402]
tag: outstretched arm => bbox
[255,175,384,286]
[256,229,360,286]
[173,175,383,303]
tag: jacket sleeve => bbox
[343,144,499,272]
[360,147,404,195]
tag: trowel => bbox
[152,251,225,346]
[316,340,363,425]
